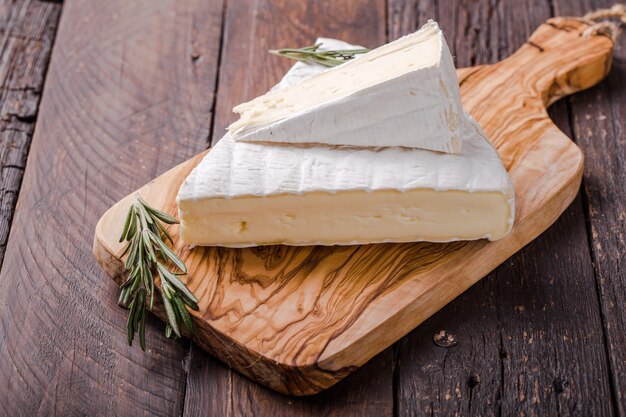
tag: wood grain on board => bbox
[389,1,617,416]
[0,0,224,416]
[94,16,615,396]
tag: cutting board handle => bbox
[507,17,615,106]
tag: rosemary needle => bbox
[269,43,370,67]
[118,196,198,350]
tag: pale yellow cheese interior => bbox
[228,26,441,135]
[178,189,512,247]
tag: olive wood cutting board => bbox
[93,17,614,395]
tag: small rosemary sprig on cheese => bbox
[269,43,370,67]
[118,196,198,350]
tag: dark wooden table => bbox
[0,0,624,416]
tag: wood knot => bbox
[553,377,569,393]
[433,330,458,347]
[467,373,481,388]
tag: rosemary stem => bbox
[269,43,370,67]
[118,197,197,350]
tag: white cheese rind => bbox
[181,124,510,199]
[228,21,465,153]
[176,38,515,247]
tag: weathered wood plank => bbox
[389,1,616,415]
[0,0,61,266]
[184,0,392,413]
[184,345,393,417]
[0,0,224,415]
[552,1,626,414]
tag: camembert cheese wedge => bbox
[176,33,515,247]
[228,21,464,154]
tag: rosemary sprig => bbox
[118,196,198,350]
[269,43,370,67]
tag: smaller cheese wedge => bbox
[227,21,464,153]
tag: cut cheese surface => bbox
[227,21,464,153]
[178,188,512,247]
[177,35,515,247]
